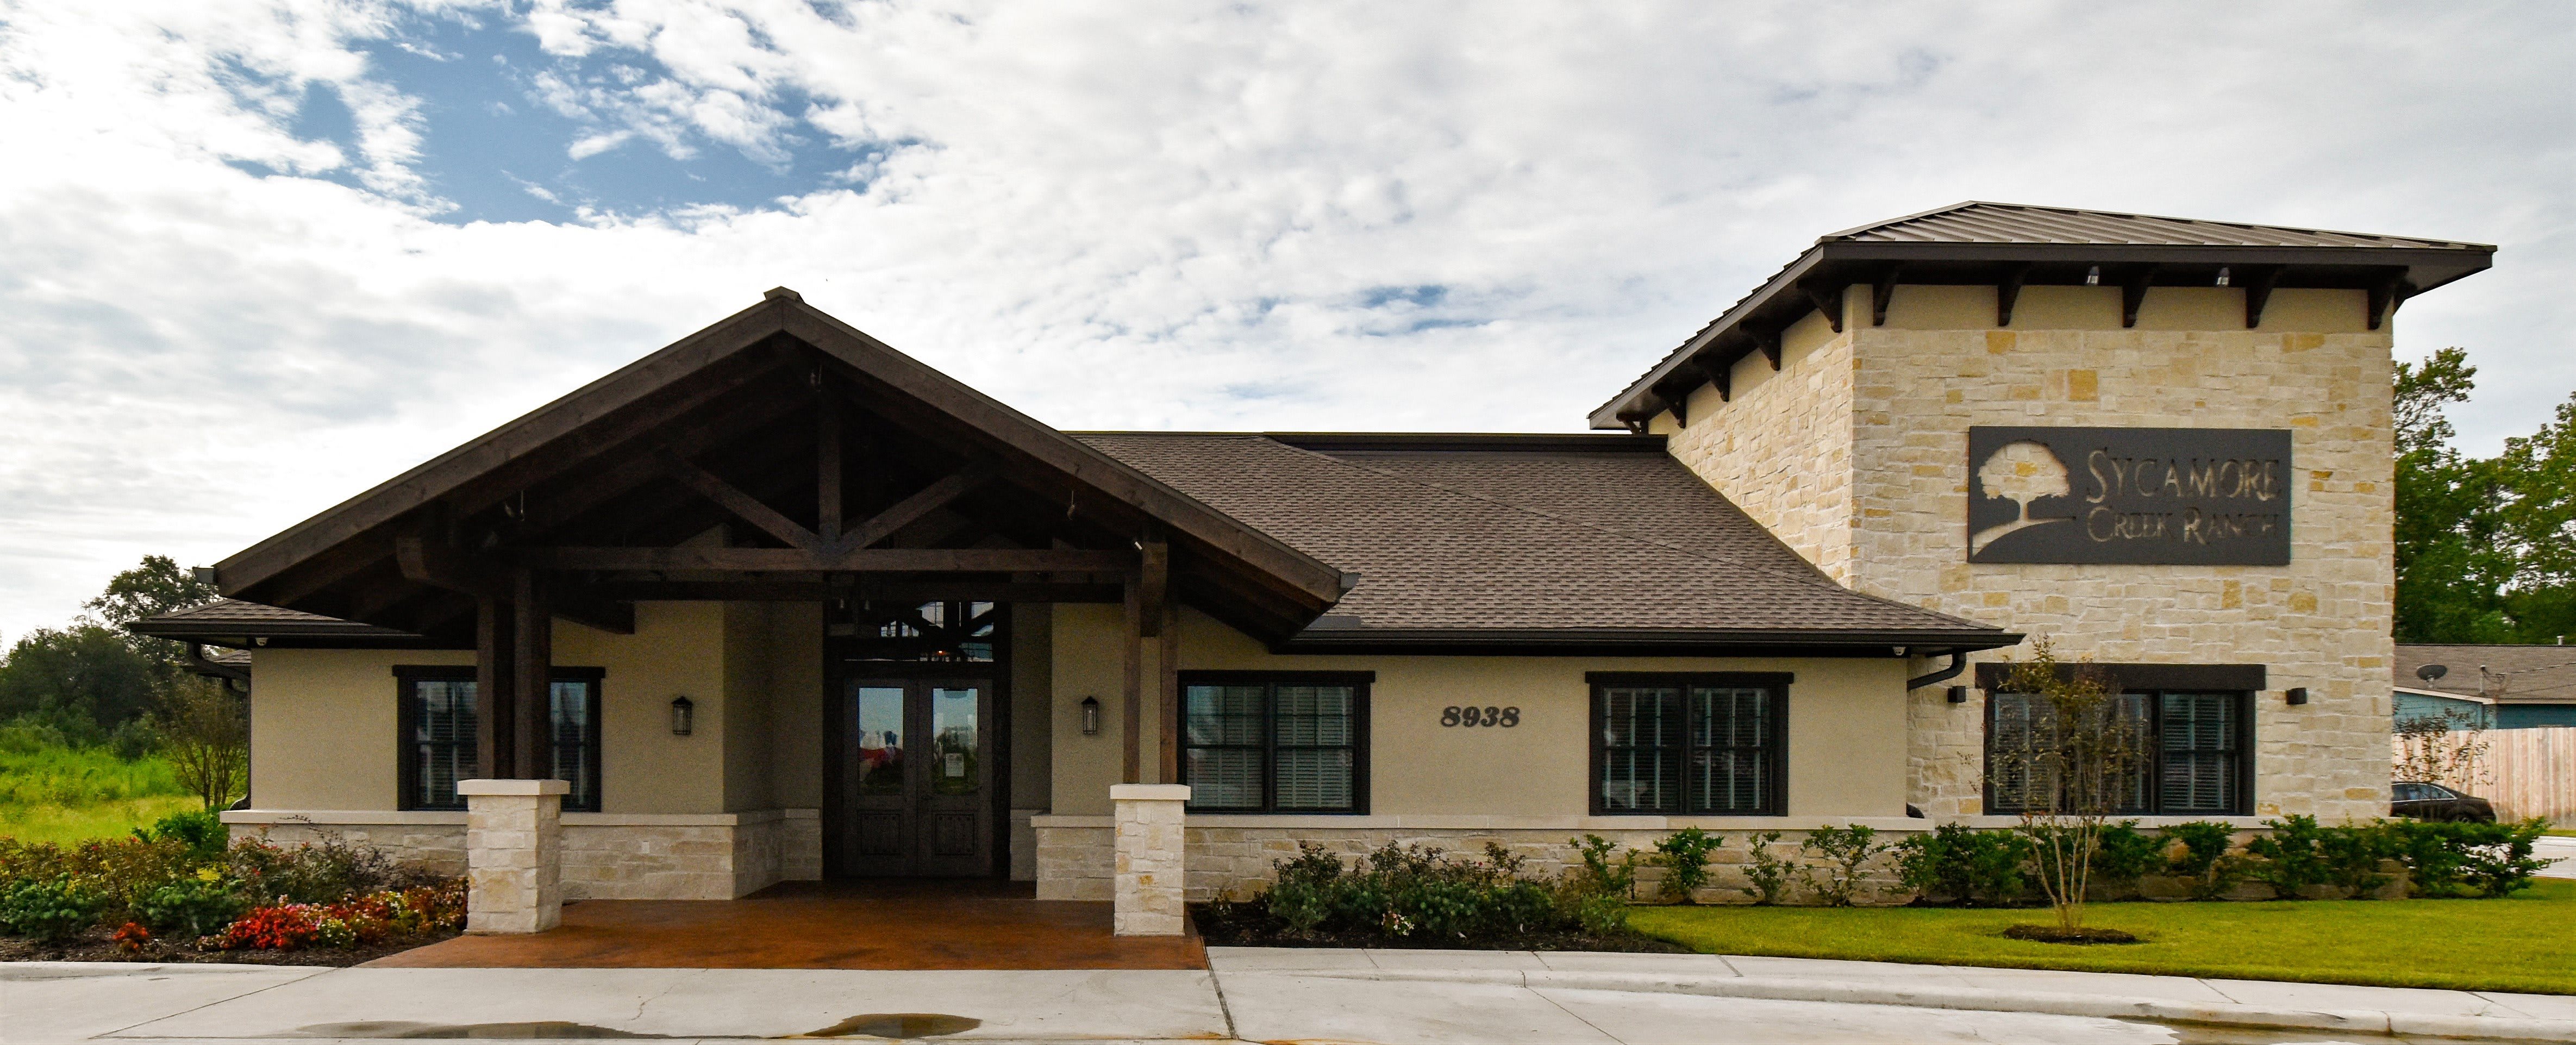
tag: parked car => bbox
[2391,781,2497,822]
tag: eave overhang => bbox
[1590,230,2496,430]
[1273,626,2023,658]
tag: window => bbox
[831,600,1000,662]
[396,667,605,812]
[1179,672,1369,814]
[1985,689,2250,816]
[1589,673,1789,816]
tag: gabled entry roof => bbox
[1591,202,2496,429]
[163,291,2015,656]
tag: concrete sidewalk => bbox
[8,950,2573,1043]
[1208,947,2576,1042]
[2534,834,2576,878]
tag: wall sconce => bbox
[2284,687,2310,706]
[2215,266,2232,287]
[1946,686,1969,705]
[1080,696,1102,736]
[2085,265,2101,286]
[670,696,695,736]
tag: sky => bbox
[0,1,2570,642]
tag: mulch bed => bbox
[2000,923,2142,945]
[0,927,460,966]
[1190,903,1690,953]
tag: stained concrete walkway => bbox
[364,882,1205,971]
[9,950,2574,1044]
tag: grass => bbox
[1629,880,2576,996]
[0,741,201,846]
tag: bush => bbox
[1566,834,1639,900]
[2242,816,2391,898]
[1799,825,1885,907]
[216,884,466,952]
[2384,818,2550,898]
[134,809,228,863]
[1653,828,1722,904]
[2160,821,2243,899]
[1895,823,2030,906]
[1246,841,1614,943]
[1,876,105,942]
[227,833,403,903]
[1740,830,1796,905]
[136,869,248,937]
[2090,821,2161,887]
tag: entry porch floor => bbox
[364,880,1207,971]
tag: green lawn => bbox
[1629,880,2576,996]
[0,742,203,846]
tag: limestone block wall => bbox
[1666,284,2397,825]
[223,808,824,900]
[1660,310,1860,583]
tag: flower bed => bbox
[0,810,466,964]
[1191,840,1684,952]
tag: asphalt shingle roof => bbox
[1079,433,2001,639]
[2396,644,2576,705]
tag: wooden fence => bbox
[2396,726,2576,825]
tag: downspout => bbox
[1906,651,1967,691]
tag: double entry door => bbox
[836,678,993,877]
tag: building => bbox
[2394,644,2576,730]
[134,202,2491,917]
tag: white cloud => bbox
[0,0,2570,641]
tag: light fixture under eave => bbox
[2215,266,2231,287]
[670,695,695,736]
[1080,696,1102,736]
[2085,265,2101,286]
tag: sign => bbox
[1967,427,2291,565]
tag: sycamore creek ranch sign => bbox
[1966,427,2292,566]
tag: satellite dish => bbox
[2416,664,2449,682]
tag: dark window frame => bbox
[394,665,607,813]
[1586,672,1792,817]
[1982,689,2254,816]
[1176,671,1372,815]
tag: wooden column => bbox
[474,595,518,779]
[1158,581,1180,786]
[511,569,552,780]
[1121,573,1143,785]
[816,394,843,544]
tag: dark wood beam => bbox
[476,595,517,780]
[837,466,993,552]
[2369,273,2407,331]
[397,535,505,597]
[516,389,812,539]
[661,450,822,550]
[513,546,1134,573]
[1871,265,1902,327]
[2121,265,2161,329]
[511,568,549,779]
[1137,535,1168,639]
[816,392,843,543]
[1798,281,1845,333]
[1158,592,1179,786]
[2242,265,2282,329]
[1757,328,1783,371]
[1121,575,1143,785]
[1996,263,2031,327]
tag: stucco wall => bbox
[1666,283,2396,823]
[1047,605,1915,820]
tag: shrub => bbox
[1,876,105,942]
[1895,823,2030,906]
[221,903,318,950]
[1566,834,1639,900]
[1799,825,1885,907]
[226,833,402,903]
[1739,830,1796,905]
[2243,815,2393,898]
[1247,842,1596,942]
[134,810,229,863]
[2089,821,2161,887]
[2384,818,2550,898]
[136,869,249,937]
[1653,828,1723,904]
[2161,821,2243,899]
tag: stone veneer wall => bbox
[1665,285,2396,824]
[223,809,822,900]
[1663,311,1861,583]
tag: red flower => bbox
[112,922,151,955]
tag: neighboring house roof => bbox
[1077,431,2011,652]
[1591,201,2496,429]
[2394,644,2576,705]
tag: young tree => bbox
[2498,391,2576,643]
[1990,639,2147,936]
[2394,708,2492,793]
[2393,348,2514,642]
[157,674,248,809]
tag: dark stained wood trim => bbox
[1798,280,1846,334]
[512,546,1135,573]
[396,536,504,597]
[1121,575,1143,785]
[1158,590,1180,786]
[2121,265,2161,329]
[816,391,843,544]
[1871,265,1902,326]
[1137,535,1168,639]
[837,466,993,552]
[586,580,1123,603]
[511,569,549,779]
[1996,262,2030,327]
[517,388,812,538]
[2241,265,2281,329]
[475,595,516,779]
[1757,328,1783,371]
[661,450,822,550]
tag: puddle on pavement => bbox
[2137,1020,2560,1045]
[790,1013,983,1038]
[296,1022,673,1038]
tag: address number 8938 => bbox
[1440,705,1519,728]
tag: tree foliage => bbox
[0,555,226,753]
[2393,348,2576,643]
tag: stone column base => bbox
[460,778,568,934]
[1111,784,1189,936]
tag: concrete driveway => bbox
[11,952,2573,1044]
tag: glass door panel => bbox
[852,685,907,796]
[929,686,980,794]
